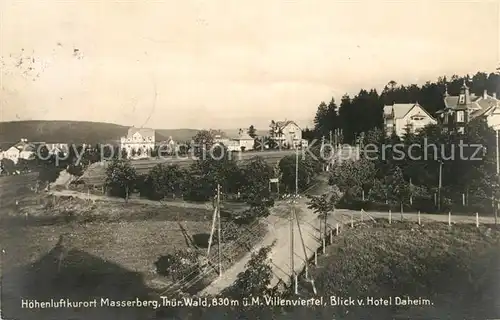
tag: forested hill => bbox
[312,71,500,144]
[0,120,199,145]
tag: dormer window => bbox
[459,95,465,104]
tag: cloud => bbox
[0,0,498,129]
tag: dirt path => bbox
[201,202,499,296]
[48,189,213,210]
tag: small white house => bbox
[269,120,303,148]
[2,139,36,164]
[214,129,255,152]
[383,103,437,137]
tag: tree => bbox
[224,241,276,299]
[154,249,200,282]
[36,145,50,165]
[240,157,274,210]
[120,148,128,159]
[143,164,186,200]
[105,159,138,202]
[307,187,341,240]
[330,158,376,200]
[389,166,410,214]
[248,125,257,138]
[192,130,215,158]
[279,154,321,192]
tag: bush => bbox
[154,249,201,282]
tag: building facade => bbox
[120,127,165,158]
[383,103,437,137]
[1,139,36,164]
[437,82,500,132]
[214,129,255,152]
[269,120,305,148]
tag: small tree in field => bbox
[307,187,341,239]
[390,166,410,217]
[105,159,137,202]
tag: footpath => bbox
[201,197,498,296]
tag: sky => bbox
[0,0,498,130]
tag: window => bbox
[457,111,465,122]
[459,95,465,104]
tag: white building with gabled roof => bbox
[383,102,437,137]
[120,127,166,158]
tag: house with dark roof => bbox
[436,81,500,132]
[383,103,437,137]
[119,127,167,158]
[214,129,255,151]
[269,120,306,148]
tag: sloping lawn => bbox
[300,220,500,319]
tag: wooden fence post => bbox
[448,211,451,226]
[329,228,333,243]
[418,211,421,225]
[314,251,318,265]
[294,274,298,294]
[389,210,392,224]
[336,223,339,235]
[350,213,354,228]
[322,237,326,253]
[476,212,479,228]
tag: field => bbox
[0,195,266,320]
[0,172,39,208]
[297,220,500,319]
[79,149,297,186]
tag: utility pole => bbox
[438,160,443,212]
[217,184,222,277]
[295,146,299,195]
[496,130,499,225]
[290,141,298,285]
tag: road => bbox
[200,200,498,296]
[48,189,214,210]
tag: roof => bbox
[442,93,499,120]
[444,95,481,110]
[9,141,36,152]
[384,103,436,121]
[232,132,254,140]
[216,130,254,141]
[126,127,167,142]
[392,104,416,119]
[273,120,300,130]
[127,127,154,138]
[470,95,500,119]
[383,105,393,116]
[0,142,16,151]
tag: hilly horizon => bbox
[0,120,267,146]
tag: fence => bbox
[282,208,498,295]
[339,192,499,216]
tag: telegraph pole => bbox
[290,142,298,285]
[438,160,443,212]
[496,130,499,225]
[217,184,222,277]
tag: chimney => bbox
[484,89,488,99]
[494,92,497,99]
